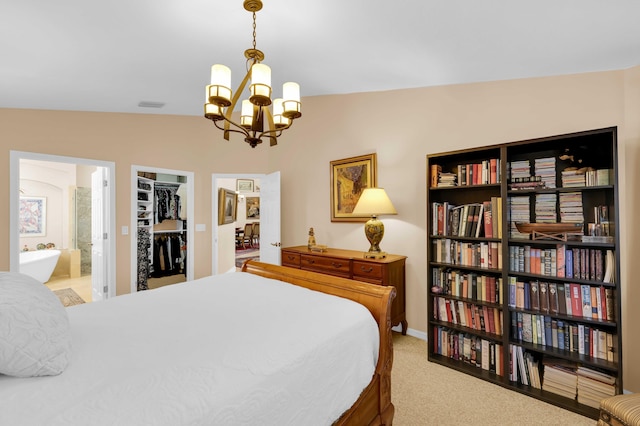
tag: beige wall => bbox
[1,67,638,391]
[622,65,640,392]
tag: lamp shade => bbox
[352,188,397,216]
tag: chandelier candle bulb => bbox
[282,82,301,119]
[249,63,272,106]
[209,65,232,106]
[272,98,290,128]
[204,101,224,121]
[240,100,254,128]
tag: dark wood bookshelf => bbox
[426,127,622,420]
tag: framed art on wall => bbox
[19,196,47,236]
[330,153,377,222]
[218,188,238,225]
[246,197,260,219]
[237,179,254,193]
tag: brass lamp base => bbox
[363,215,387,259]
[364,251,387,259]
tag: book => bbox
[539,282,550,313]
[474,203,485,238]
[569,284,582,317]
[522,313,533,343]
[430,164,442,187]
[549,283,559,314]
[566,249,573,278]
[530,280,540,311]
[556,283,567,315]
[581,284,592,318]
[483,200,493,238]
[564,283,573,316]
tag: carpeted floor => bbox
[53,287,86,307]
[391,333,595,425]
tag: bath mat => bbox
[53,288,85,307]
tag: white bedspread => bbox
[0,272,379,426]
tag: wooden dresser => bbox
[281,246,407,334]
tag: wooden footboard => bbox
[242,261,396,425]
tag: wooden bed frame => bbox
[242,260,396,425]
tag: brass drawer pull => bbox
[305,259,315,264]
[287,255,296,261]
[360,266,374,273]
[331,262,343,269]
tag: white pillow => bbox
[0,272,72,377]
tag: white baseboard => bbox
[392,325,427,341]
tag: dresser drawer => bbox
[352,260,384,281]
[300,254,351,278]
[281,252,301,268]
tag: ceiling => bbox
[2,0,639,117]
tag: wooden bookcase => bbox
[426,127,622,419]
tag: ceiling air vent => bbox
[138,101,165,108]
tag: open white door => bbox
[260,171,281,265]
[91,167,109,300]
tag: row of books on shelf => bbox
[511,312,616,362]
[508,278,616,321]
[561,168,613,188]
[432,239,503,270]
[509,245,616,283]
[431,198,503,238]
[432,327,504,376]
[433,297,504,336]
[510,347,617,408]
[430,159,501,188]
[431,268,503,304]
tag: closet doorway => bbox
[9,151,116,302]
[130,166,194,293]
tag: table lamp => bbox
[351,188,397,258]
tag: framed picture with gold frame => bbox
[330,153,377,222]
[217,188,238,225]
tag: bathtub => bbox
[19,249,61,283]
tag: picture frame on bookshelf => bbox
[330,153,377,222]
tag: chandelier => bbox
[204,0,302,148]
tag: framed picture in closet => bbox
[218,188,238,225]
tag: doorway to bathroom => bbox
[10,151,116,304]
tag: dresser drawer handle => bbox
[287,255,296,261]
[331,262,343,269]
[359,266,374,273]
[305,259,315,265]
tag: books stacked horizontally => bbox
[535,193,557,223]
[535,157,556,189]
[438,172,457,187]
[509,196,530,239]
[576,366,617,409]
[509,160,531,181]
[542,359,577,400]
[561,168,586,187]
[559,192,584,224]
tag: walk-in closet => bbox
[135,169,192,291]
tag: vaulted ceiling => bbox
[2,0,639,116]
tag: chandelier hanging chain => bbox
[252,12,257,52]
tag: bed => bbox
[0,261,395,425]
